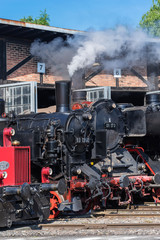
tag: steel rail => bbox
[92,213,160,217]
[39,223,160,229]
[91,208,160,213]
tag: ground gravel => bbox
[1,213,160,238]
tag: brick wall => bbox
[6,40,62,84]
[86,66,147,88]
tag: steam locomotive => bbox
[0,80,160,227]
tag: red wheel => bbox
[49,191,64,219]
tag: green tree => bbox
[20,9,50,26]
[139,0,160,36]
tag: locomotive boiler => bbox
[1,80,160,227]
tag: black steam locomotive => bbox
[1,80,160,227]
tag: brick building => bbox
[0,18,159,107]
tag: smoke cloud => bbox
[30,26,160,85]
[30,37,76,79]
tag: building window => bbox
[0,82,37,115]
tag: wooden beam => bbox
[85,67,103,82]
[0,40,6,80]
[6,55,33,76]
[130,68,148,86]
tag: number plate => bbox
[37,62,45,73]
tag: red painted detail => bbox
[124,145,144,152]
[102,174,107,178]
[126,147,155,175]
[2,112,6,118]
[152,188,160,203]
[72,103,83,110]
[41,167,51,183]
[107,175,153,186]
[109,177,120,186]
[3,127,15,147]
[119,189,132,206]
[141,188,150,197]
[0,146,30,186]
[133,175,153,183]
[49,191,63,219]
[0,171,7,185]
[71,176,78,180]
[80,201,91,214]
[0,171,4,180]
[66,189,72,202]
[93,205,101,210]
[81,101,92,105]
[55,179,92,215]
[72,101,92,110]
[68,184,92,214]
[70,179,87,190]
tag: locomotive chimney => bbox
[146,91,160,105]
[55,81,71,112]
[72,90,86,103]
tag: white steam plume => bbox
[30,26,160,80]
[67,27,157,76]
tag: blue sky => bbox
[0,0,153,31]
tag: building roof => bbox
[0,18,83,41]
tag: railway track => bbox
[92,213,160,217]
[38,204,160,230]
[39,222,160,229]
[7,203,160,231]
[90,204,160,217]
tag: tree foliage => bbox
[20,9,50,26]
[139,0,160,36]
